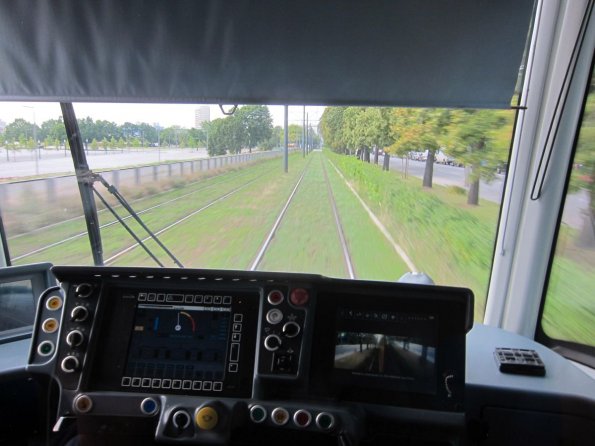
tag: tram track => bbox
[8,163,263,242]
[13,165,277,262]
[326,158,417,273]
[249,159,312,271]
[320,157,356,279]
[104,176,264,265]
[249,153,355,279]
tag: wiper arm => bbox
[91,182,165,267]
[92,173,184,268]
[61,102,183,268]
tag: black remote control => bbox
[494,348,546,376]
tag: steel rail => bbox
[320,157,356,279]
[249,158,312,271]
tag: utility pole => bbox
[284,105,289,173]
[306,113,309,154]
[302,106,306,157]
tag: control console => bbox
[28,266,473,445]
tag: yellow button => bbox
[195,406,218,430]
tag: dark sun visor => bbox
[0,0,534,108]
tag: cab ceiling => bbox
[0,0,534,109]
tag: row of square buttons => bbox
[138,293,232,305]
[121,376,223,391]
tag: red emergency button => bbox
[267,290,284,305]
[290,288,309,306]
[293,409,312,427]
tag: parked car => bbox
[435,150,455,165]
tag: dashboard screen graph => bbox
[124,304,231,384]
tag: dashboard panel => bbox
[27,266,473,445]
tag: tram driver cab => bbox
[0,1,594,445]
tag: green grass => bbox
[110,155,311,268]
[325,150,594,345]
[11,148,593,345]
[11,157,288,264]
[322,156,409,280]
[325,150,497,320]
[257,153,347,276]
[542,257,595,344]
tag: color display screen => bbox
[334,309,437,394]
[124,304,231,383]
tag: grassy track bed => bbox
[11,158,283,264]
[257,152,347,277]
[325,150,495,319]
[9,162,261,254]
[323,156,409,280]
[111,155,310,268]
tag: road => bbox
[389,158,588,230]
[0,147,209,179]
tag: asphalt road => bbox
[0,147,209,179]
[389,158,587,230]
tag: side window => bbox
[0,263,55,339]
[540,71,595,351]
[0,278,35,333]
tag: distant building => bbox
[0,119,5,134]
[194,106,210,129]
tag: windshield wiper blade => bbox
[61,103,104,265]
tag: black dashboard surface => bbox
[1,266,594,445]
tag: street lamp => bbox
[154,124,161,162]
[23,105,39,176]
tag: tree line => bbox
[319,107,514,205]
[205,105,322,156]
[1,116,208,151]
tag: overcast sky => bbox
[0,102,324,129]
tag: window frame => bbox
[535,55,595,369]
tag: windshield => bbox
[0,102,533,322]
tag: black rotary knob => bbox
[282,322,301,338]
[61,356,80,373]
[71,306,89,322]
[172,410,191,430]
[75,283,93,298]
[264,334,282,351]
[66,330,85,347]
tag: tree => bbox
[222,116,247,154]
[204,118,246,155]
[160,126,182,146]
[40,118,66,143]
[138,123,158,146]
[261,126,283,151]
[320,107,348,153]
[360,108,392,165]
[342,107,368,158]
[390,108,451,187]
[4,118,38,144]
[235,105,273,152]
[188,128,206,147]
[445,109,513,205]
[287,124,303,146]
